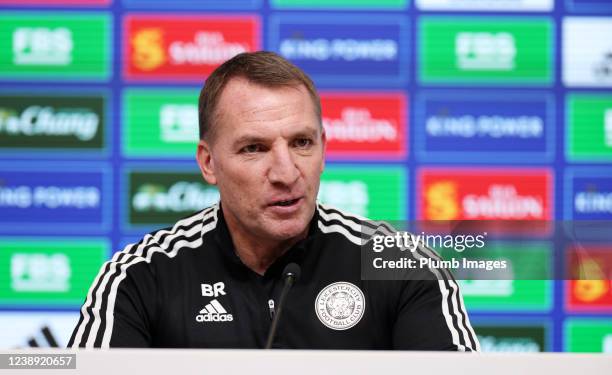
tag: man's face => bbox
[197,77,325,246]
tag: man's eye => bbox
[240,144,262,154]
[294,138,313,148]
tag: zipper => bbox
[268,299,275,320]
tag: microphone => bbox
[264,262,301,349]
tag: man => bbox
[68,51,479,350]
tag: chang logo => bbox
[425,181,459,220]
[132,182,219,212]
[315,282,365,330]
[132,28,166,71]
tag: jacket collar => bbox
[212,202,320,279]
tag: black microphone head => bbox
[282,262,301,282]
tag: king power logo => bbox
[12,27,73,66]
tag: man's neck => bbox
[231,233,305,275]
[221,208,309,275]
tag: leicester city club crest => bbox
[315,282,365,330]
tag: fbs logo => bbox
[319,180,369,217]
[13,27,73,66]
[459,280,514,297]
[131,28,166,71]
[455,32,516,71]
[196,299,233,323]
[11,253,71,293]
[159,104,198,143]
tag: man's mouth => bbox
[270,197,301,207]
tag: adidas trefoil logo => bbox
[196,299,233,322]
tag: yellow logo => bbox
[425,181,459,220]
[132,28,166,71]
[573,258,609,302]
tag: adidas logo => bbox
[196,299,234,322]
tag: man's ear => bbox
[319,127,326,174]
[196,140,217,185]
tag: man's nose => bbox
[268,144,299,186]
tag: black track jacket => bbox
[68,203,479,350]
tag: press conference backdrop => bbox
[0,0,611,353]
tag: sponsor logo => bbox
[271,0,407,9]
[0,13,110,79]
[321,93,406,158]
[416,0,553,11]
[320,166,406,220]
[123,89,198,157]
[13,27,72,66]
[11,253,70,292]
[418,168,552,221]
[270,14,408,85]
[563,18,612,87]
[454,243,551,311]
[0,93,105,150]
[461,280,514,297]
[456,32,516,71]
[569,172,612,220]
[160,104,197,143]
[567,94,612,161]
[0,165,108,229]
[124,15,259,81]
[127,170,219,227]
[475,325,546,352]
[567,245,612,311]
[196,299,233,323]
[315,282,365,330]
[419,17,552,84]
[565,319,612,352]
[416,92,552,161]
[0,239,108,307]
